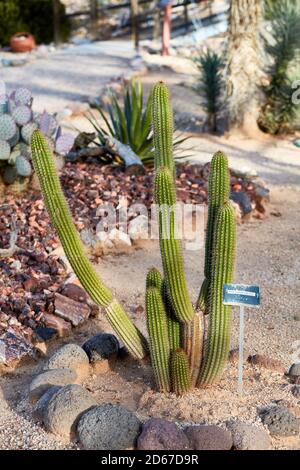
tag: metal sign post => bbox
[223,284,260,396]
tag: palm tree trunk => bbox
[227,0,263,135]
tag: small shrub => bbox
[194,50,225,133]
[0,0,70,46]
[88,80,188,167]
[259,0,300,134]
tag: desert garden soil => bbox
[0,185,299,449]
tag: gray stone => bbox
[137,418,191,450]
[227,421,271,450]
[82,333,119,364]
[45,343,89,378]
[33,385,61,422]
[260,406,300,437]
[128,215,149,241]
[184,425,233,450]
[77,404,141,450]
[289,363,300,377]
[29,368,77,403]
[291,385,300,399]
[44,384,97,438]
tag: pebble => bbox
[291,385,300,399]
[137,418,191,450]
[60,283,88,303]
[77,404,141,450]
[184,425,233,450]
[227,421,271,450]
[289,363,300,377]
[33,386,61,422]
[44,344,89,378]
[29,368,77,403]
[260,406,300,437]
[128,215,149,240]
[44,384,97,438]
[82,333,119,366]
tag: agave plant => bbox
[259,0,300,134]
[194,50,225,132]
[87,80,188,167]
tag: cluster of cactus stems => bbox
[0,82,74,188]
[30,80,236,396]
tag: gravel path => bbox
[0,40,136,113]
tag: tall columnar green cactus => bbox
[145,286,171,392]
[197,202,236,386]
[197,151,230,312]
[152,82,174,174]
[161,279,181,351]
[154,167,194,323]
[31,130,148,360]
[182,310,204,387]
[170,349,191,396]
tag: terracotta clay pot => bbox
[10,32,36,53]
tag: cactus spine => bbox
[145,286,171,392]
[170,349,191,396]
[197,202,236,386]
[31,130,147,360]
[182,310,205,387]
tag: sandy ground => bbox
[0,57,300,450]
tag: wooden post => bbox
[130,0,140,52]
[153,7,161,41]
[184,0,189,32]
[53,0,60,46]
[162,3,172,56]
[90,0,98,39]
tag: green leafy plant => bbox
[31,81,237,396]
[194,50,225,132]
[259,0,300,134]
[87,80,187,167]
[0,0,70,46]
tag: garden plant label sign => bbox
[223,284,261,395]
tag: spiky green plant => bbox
[197,151,230,313]
[197,202,236,386]
[145,285,171,392]
[31,130,148,360]
[154,167,195,323]
[194,50,225,132]
[146,267,163,291]
[259,0,300,134]
[170,349,191,396]
[87,79,188,167]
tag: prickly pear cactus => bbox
[0,82,75,191]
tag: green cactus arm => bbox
[204,151,230,281]
[197,202,236,386]
[170,348,191,396]
[155,166,194,323]
[151,82,174,174]
[182,310,205,387]
[196,277,209,313]
[146,286,171,392]
[31,130,147,360]
[161,279,181,350]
